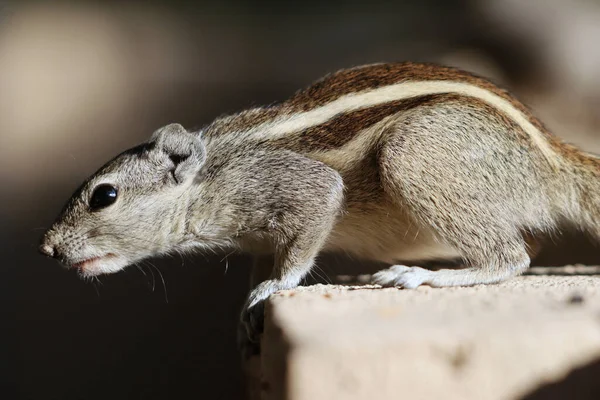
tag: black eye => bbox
[89,184,118,210]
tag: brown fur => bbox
[286,62,547,130]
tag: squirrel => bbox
[40,62,600,352]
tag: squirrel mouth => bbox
[72,254,116,272]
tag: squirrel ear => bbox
[151,123,206,183]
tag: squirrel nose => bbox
[39,243,56,258]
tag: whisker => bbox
[142,261,156,292]
[91,279,101,297]
[313,264,332,284]
[220,249,236,275]
[148,262,168,303]
[136,264,148,279]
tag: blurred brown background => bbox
[2,0,600,399]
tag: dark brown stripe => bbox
[205,63,556,149]
[286,62,555,139]
[273,92,558,154]
[286,62,507,111]
[271,94,446,151]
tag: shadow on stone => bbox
[521,357,600,400]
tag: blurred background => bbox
[2,0,600,399]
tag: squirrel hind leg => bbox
[376,121,534,287]
[371,235,530,289]
[371,264,528,289]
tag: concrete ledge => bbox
[255,272,600,400]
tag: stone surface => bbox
[257,272,600,400]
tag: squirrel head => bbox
[39,123,207,277]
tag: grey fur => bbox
[40,64,600,355]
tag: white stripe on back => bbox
[248,80,557,163]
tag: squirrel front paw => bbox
[237,279,294,358]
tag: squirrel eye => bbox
[89,184,118,210]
